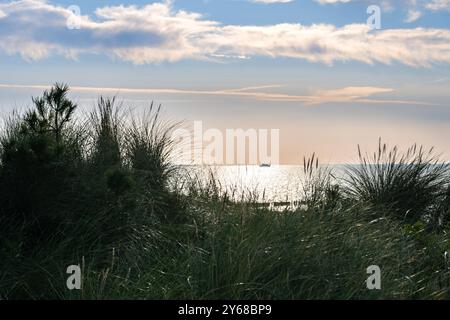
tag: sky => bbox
[0,0,450,164]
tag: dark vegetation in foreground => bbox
[0,84,449,299]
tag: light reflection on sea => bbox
[179,165,348,203]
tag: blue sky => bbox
[1,0,450,163]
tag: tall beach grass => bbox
[0,84,449,300]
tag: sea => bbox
[177,165,349,204]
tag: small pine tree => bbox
[25,83,77,143]
[0,83,80,243]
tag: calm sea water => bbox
[182,165,348,203]
[188,164,450,203]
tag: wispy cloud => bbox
[429,76,450,83]
[426,0,450,11]
[0,83,435,106]
[405,9,422,22]
[316,0,450,20]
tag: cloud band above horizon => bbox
[0,0,450,67]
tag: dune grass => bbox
[345,139,449,226]
[0,84,449,300]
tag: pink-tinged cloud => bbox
[0,83,437,106]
